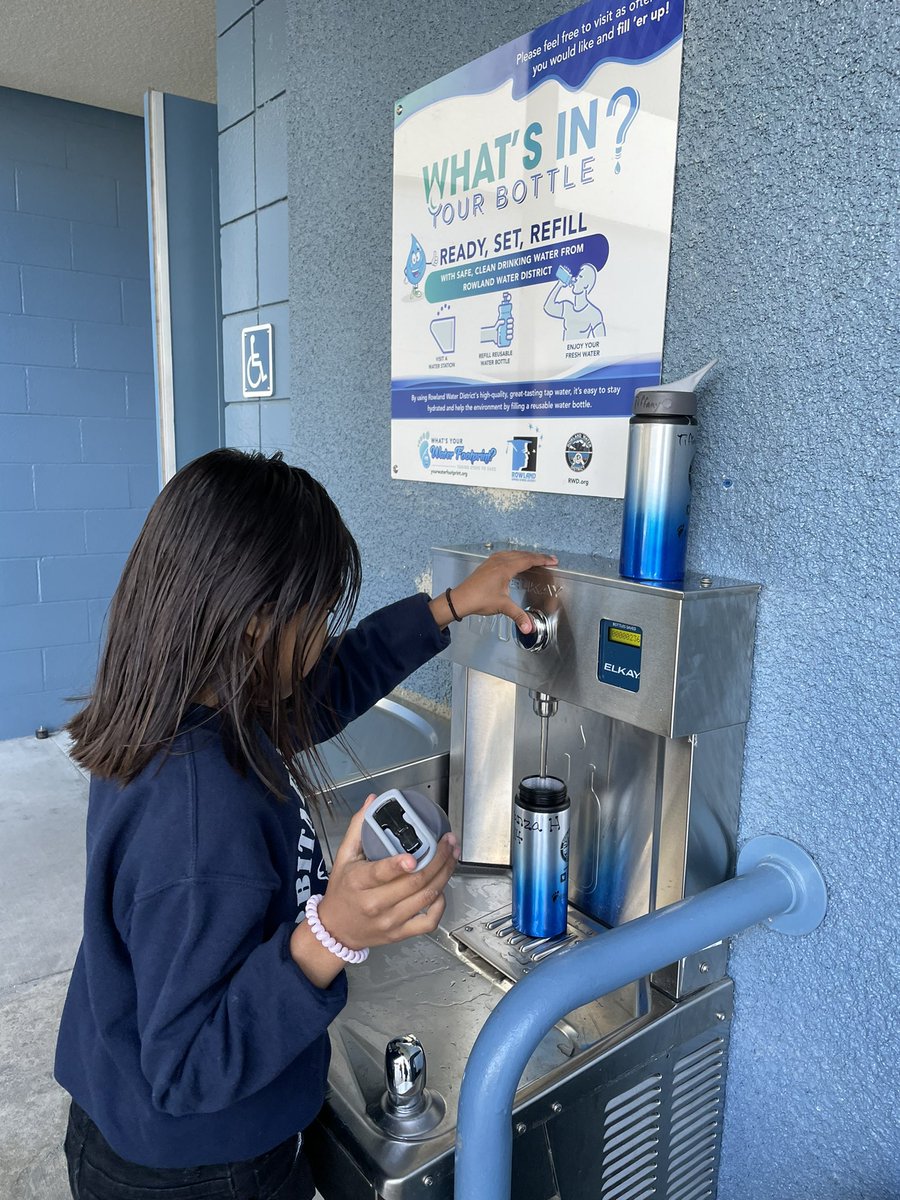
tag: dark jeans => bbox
[64,1102,316,1200]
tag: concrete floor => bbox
[0,733,88,1200]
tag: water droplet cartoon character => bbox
[404,235,428,298]
[544,263,606,341]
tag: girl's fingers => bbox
[359,835,457,899]
[500,550,558,574]
[454,551,559,622]
[486,550,557,584]
[331,795,378,868]
[498,596,533,633]
[394,893,447,939]
[390,878,449,927]
[360,851,419,885]
[357,835,458,907]
[324,831,457,948]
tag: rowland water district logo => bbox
[510,436,539,482]
[565,432,593,472]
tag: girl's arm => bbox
[305,550,556,742]
[305,592,446,743]
[129,806,459,1114]
[129,877,347,1117]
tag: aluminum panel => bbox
[451,667,517,865]
[433,545,759,739]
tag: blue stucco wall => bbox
[0,88,156,740]
[217,0,291,454]
[284,1,899,1196]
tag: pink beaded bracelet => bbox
[305,894,369,965]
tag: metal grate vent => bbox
[665,1038,725,1200]
[600,1073,663,1200]
[451,905,608,985]
[483,911,579,962]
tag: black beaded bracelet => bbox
[445,587,463,622]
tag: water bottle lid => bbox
[517,775,568,810]
[633,387,697,416]
[632,360,716,416]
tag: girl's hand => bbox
[290,797,459,987]
[429,549,558,634]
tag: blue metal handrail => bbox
[455,836,827,1200]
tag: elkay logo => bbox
[510,436,538,481]
[602,663,640,681]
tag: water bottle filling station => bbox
[305,543,765,1200]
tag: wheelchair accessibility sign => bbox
[241,323,273,398]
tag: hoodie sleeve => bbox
[305,593,450,743]
[127,876,347,1117]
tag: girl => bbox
[55,448,555,1200]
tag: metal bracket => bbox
[736,835,828,935]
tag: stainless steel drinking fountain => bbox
[306,544,763,1200]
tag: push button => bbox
[513,608,552,653]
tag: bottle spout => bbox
[633,360,716,416]
[528,690,558,720]
[658,360,716,395]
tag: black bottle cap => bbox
[517,775,568,810]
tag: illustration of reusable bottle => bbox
[481,292,515,347]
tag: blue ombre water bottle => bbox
[619,362,716,583]
[512,775,570,938]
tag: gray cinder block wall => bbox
[0,87,156,740]
[217,0,291,455]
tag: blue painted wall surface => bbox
[217,0,291,454]
[0,88,156,739]
[283,1,899,1196]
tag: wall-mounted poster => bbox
[391,0,684,496]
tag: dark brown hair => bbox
[67,449,362,799]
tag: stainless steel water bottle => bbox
[512,775,570,939]
[619,362,715,583]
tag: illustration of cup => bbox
[430,315,456,354]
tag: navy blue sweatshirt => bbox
[55,594,449,1168]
